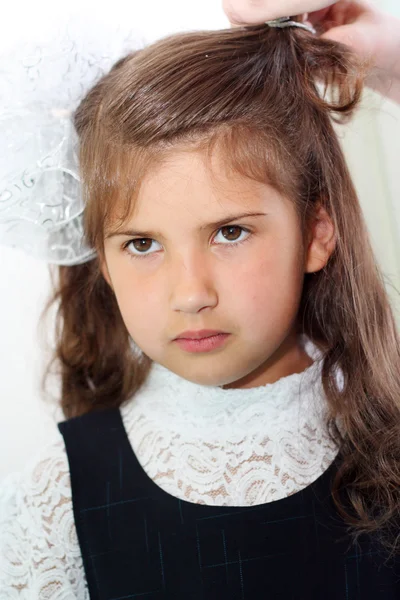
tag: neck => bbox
[221,331,314,390]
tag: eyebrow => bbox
[106,211,268,239]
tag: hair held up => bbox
[41,23,400,555]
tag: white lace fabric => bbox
[0,338,341,598]
[0,438,87,600]
[0,18,144,265]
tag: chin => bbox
[175,363,249,388]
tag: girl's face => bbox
[102,148,333,389]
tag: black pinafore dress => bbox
[58,407,400,599]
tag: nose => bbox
[170,251,218,313]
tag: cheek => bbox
[112,275,163,335]
[231,245,304,325]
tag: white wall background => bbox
[1,0,399,479]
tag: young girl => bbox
[1,11,400,600]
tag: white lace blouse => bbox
[0,337,341,598]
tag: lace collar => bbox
[122,335,331,440]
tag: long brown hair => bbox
[40,23,400,555]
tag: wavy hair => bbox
[40,22,400,555]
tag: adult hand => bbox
[223,0,400,104]
[222,0,335,25]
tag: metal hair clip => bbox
[265,16,316,35]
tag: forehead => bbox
[102,130,299,240]
[128,147,281,222]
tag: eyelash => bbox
[122,225,252,261]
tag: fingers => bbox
[321,22,373,61]
[307,7,332,25]
[222,0,337,26]
[318,1,380,59]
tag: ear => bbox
[304,204,336,274]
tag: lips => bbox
[174,333,230,353]
[174,329,226,340]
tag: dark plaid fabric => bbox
[58,408,400,599]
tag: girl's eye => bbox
[122,225,251,260]
[124,238,162,258]
[214,225,250,245]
